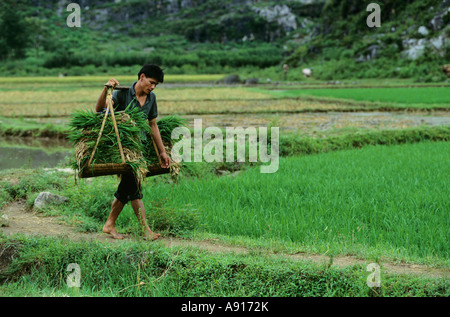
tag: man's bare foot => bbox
[102,225,124,240]
[143,228,161,241]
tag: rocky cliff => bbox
[28,0,325,42]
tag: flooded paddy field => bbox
[0,136,72,170]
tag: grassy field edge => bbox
[0,235,448,297]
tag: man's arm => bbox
[95,78,119,112]
[149,118,171,169]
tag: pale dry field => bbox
[0,85,343,117]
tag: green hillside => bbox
[0,0,448,82]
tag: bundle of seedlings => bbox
[68,105,150,182]
[68,106,187,182]
[142,115,188,178]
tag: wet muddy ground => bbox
[184,111,450,135]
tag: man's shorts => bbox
[114,173,143,204]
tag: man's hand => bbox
[96,78,119,112]
[148,118,171,169]
[160,152,171,169]
[106,78,119,88]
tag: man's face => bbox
[140,75,159,94]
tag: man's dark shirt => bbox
[112,81,158,120]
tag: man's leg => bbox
[130,199,161,240]
[102,197,125,239]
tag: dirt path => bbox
[1,200,448,279]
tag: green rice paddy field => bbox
[253,86,450,115]
[265,87,450,106]
[0,76,449,297]
[143,141,449,262]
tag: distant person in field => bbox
[95,64,170,240]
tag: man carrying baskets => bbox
[95,64,170,240]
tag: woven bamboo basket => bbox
[78,163,169,179]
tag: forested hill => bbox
[0,0,449,81]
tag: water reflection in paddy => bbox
[0,137,72,170]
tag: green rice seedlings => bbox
[68,105,187,181]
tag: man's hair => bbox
[138,64,164,83]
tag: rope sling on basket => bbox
[77,84,170,179]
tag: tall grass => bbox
[143,141,449,261]
[1,235,448,297]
